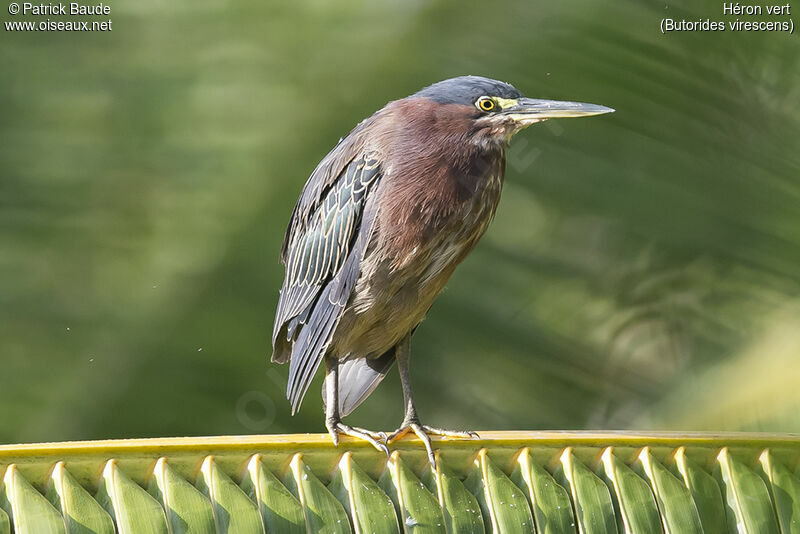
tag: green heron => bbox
[271,76,612,462]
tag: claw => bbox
[351,426,388,442]
[423,427,479,439]
[385,426,410,443]
[387,423,478,467]
[327,421,389,456]
[328,427,340,446]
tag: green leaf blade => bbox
[464,448,535,533]
[635,448,702,534]
[422,453,485,534]
[378,451,445,534]
[149,457,215,534]
[285,453,352,534]
[759,450,800,534]
[599,447,663,534]
[96,460,168,534]
[715,448,779,534]
[329,452,400,534]
[197,456,263,534]
[2,465,66,534]
[242,453,305,534]
[557,447,618,534]
[48,461,115,534]
[672,447,727,534]
[511,447,576,534]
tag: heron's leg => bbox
[386,335,478,465]
[324,356,388,454]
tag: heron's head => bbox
[411,75,614,147]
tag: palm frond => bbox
[1,431,799,533]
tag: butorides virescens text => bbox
[271,76,612,462]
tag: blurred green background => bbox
[1,0,799,444]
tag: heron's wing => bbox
[272,149,382,414]
[335,349,396,417]
[279,116,375,264]
[272,117,375,356]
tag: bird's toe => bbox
[332,423,389,456]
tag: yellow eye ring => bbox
[477,98,495,112]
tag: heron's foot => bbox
[326,420,389,455]
[386,422,479,465]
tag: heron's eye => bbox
[477,97,496,112]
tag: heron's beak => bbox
[502,97,614,125]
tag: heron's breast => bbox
[331,161,504,357]
[412,166,502,260]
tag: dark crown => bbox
[413,76,523,105]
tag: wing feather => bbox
[271,136,382,411]
[283,185,381,412]
[273,155,380,344]
[279,115,377,264]
[338,350,396,417]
